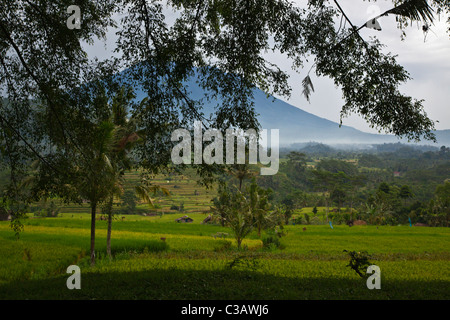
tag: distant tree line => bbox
[257,146,450,227]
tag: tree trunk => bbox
[106,196,114,259]
[237,237,242,250]
[324,193,329,222]
[90,201,97,266]
[350,193,354,215]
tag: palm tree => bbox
[106,89,135,259]
[248,182,277,237]
[135,177,170,211]
[211,181,280,248]
[18,116,118,266]
[226,163,256,191]
[103,87,170,259]
[103,170,125,259]
[78,120,118,266]
[211,184,231,227]
[364,203,378,225]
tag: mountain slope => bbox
[127,69,450,147]
[250,88,397,145]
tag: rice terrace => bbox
[1,168,449,300]
[0,0,449,308]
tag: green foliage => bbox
[317,159,358,176]
[1,0,443,212]
[124,240,169,255]
[0,197,28,239]
[211,181,281,248]
[261,235,285,251]
[121,190,137,214]
[344,250,373,279]
[304,213,310,225]
[435,181,450,210]
[0,0,449,300]
[170,203,185,212]
[33,201,60,218]
[1,217,449,299]
[22,248,32,262]
[265,145,450,227]
[226,254,260,272]
[213,240,232,252]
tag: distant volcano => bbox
[122,67,450,148]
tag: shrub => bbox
[121,190,137,214]
[33,201,60,218]
[226,254,260,271]
[342,212,350,223]
[309,216,323,225]
[262,235,285,250]
[170,202,184,212]
[344,250,373,279]
[304,213,310,225]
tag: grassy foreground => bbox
[0,214,449,300]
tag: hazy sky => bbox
[83,0,450,133]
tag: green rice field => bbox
[0,212,449,300]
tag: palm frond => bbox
[102,154,113,170]
[135,185,154,208]
[302,75,315,103]
[19,175,36,189]
[30,159,40,170]
[155,185,171,196]
[385,0,434,23]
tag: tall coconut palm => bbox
[103,87,170,259]
[226,163,257,191]
[78,120,118,266]
[103,169,125,259]
[248,182,274,238]
[103,87,136,259]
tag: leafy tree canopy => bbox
[1,0,448,200]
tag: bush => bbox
[170,202,184,212]
[344,250,373,279]
[304,213,310,225]
[309,216,323,225]
[121,190,137,214]
[226,254,260,271]
[331,213,347,225]
[33,201,60,218]
[342,212,351,222]
[262,236,285,250]
[150,203,161,210]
